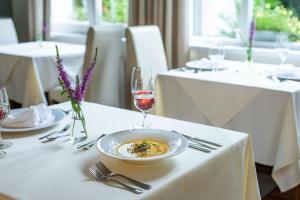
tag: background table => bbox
[155,60,300,192]
[0,102,260,200]
[0,41,85,107]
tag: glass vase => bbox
[70,101,87,144]
[246,48,253,71]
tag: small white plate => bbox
[185,59,226,70]
[0,109,66,132]
[97,129,188,164]
[276,71,300,81]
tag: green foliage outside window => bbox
[255,0,300,42]
[73,0,87,21]
[219,0,300,42]
[102,0,128,23]
[72,0,128,23]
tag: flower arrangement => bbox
[55,45,97,142]
[246,19,256,64]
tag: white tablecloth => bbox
[0,42,85,106]
[155,61,300,192]
[0,102,260,200]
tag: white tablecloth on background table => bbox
[0,42,85,107]
[0,102,260,200]
[155,60,300,192]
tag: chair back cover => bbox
[84,25,125,107]
[126,25,168,108]
[0,18,18,45]
[127,25,168,76]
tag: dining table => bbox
[0,102,260,200]
[0,41,85,107]
[155,60,300,192]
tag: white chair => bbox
[126,25,168,76]
[49,25,125,108]
[126,25,168,108]
[0,18,18,45]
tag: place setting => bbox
[0,87,68,158]
[73,65,223,194]
[181,46,226,73]
[2,1,286,198]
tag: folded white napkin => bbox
[1,104,55,128]
[277,70,300,79]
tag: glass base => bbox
[0,151,6,159]
[0,141,12,150]
[133,122,152,129]
[70,136,87,144]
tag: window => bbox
[50,0,128,35]
[192,0,300,46]
[51,0,88,24]
[101,0,128,24]
[193,0,241,39]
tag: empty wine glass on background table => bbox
[208,46,225,72]
[131,66,155,128]
[0,87,12,158]
[276,33,290,67]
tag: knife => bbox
[77,134,106,149]
[172,130,222,147]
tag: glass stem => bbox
[0,124,2,144]
[142,112,147,127]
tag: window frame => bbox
[50,0,127,36]
[191,0,253,45]
[191,0,300,51]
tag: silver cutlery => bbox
[46,134,70,141]
[172,130,222,147]
[96,161,151,190]
[38,123,71,140]
[188,143,211,153]
[77,134,106,149]
[188,139,217,150]
[89,167,143,194]
[59,109,72,115]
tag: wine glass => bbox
[131,66,155,128]
[208,46,225,72]
[276,33,290,66]
[0,87,12,158]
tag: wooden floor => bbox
[257,164,300,200]
[263,187,300,200]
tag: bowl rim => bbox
[96,128,189,161]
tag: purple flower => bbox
[42,25,48,33]
[81,48,98,98]
[81,61,95,97]
[74,77,84,102]
[55,46,97,103]
[249,19,256,48]
[56,46,73,92]
[246,19,256,62]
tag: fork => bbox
[95,161,151,190]
[89,167,143,194]
[38,123,71,140]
